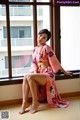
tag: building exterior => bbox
[0,2,50,77]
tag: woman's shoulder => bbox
[44,44,53,51]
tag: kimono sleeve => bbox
[30,48,38,73]
[46,46,62,74]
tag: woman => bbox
[19,29,72,114]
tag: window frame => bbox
[0,0,80,86]
[54,2,80,80]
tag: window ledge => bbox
[0,72,80,86]
[0,77,23,86]
[55,72,80,80]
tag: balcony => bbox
[0,67,30,78]
[0,6,43,16]
[0,38,33,47]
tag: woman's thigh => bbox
[28,73,47,86]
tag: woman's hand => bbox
[60,67,73,76]
[64,71,73,76]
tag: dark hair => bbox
[38,29,51,41]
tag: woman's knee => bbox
[23,74,29,83]
[27,74,33,82]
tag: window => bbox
[0,0,54,79]
[0,4,9,78]
[5,55,32,76]
[0,0,79,82]
[37,0,49,2]
[60,7,80,71]
[54,4,80,79]
[9,0,31,2]
[9,4,34,77]
[37,5,50,45]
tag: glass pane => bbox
[0,5,9,78]
[37,0,49,2]
[60,7,80,71]
[9,5,34,77]
[9,0,33,2]
[37,5,50,45]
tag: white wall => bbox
[0,78,80,101]
[56,78,80,93]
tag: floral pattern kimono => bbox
[30,44,69,108]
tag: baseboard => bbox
[0,98,32,107]
[0,91,80,107]
[60,91,80,98]
[0,99,22,107]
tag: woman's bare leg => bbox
[28,78,39,113]
[27,73,46,113]
[19,75,30,114]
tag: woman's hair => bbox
[38,29,51,41]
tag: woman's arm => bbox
[46,45,73,76]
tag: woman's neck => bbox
[38,43,46,47]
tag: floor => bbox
[0,97,80,120]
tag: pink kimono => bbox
[30,44,69,108]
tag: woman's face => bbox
[37,33,48,45]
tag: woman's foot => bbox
[29,102,40,114]
[19,103,30,115]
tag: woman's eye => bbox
[40,34,42,37]
[39,34,46,39]
[43,37,46,39]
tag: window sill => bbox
[0,72,80,86]
[0,77,23,86]
[55,72,80,80]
